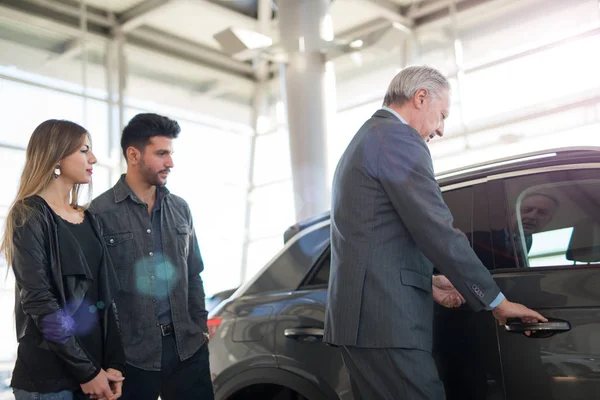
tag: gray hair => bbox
[382,65,450,107]
[523,192,560,209]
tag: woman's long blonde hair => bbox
[1,119,91,269]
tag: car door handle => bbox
[284,327,324,339]
[504,320,571,334]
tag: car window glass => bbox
[302,252,331,287]
[504,170,600,268]
[245,224,330,295]
[442,185,495,270]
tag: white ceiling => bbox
[143,0,260,50]
[330,0,385,33]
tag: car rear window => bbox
[244,224,330,295]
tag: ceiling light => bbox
[213,27,273,60]
[349,39,364,49]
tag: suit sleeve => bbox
[12,213,100,383]
[375,126,502,311]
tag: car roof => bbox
[435,146,600,186]
[283,146,600,243]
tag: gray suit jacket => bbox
[323,110,501,351]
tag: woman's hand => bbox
[83,368,124,400]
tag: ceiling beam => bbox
[26,0,113,28]
[0,0,109,42]
[0,0,256,80]
[117,0,178,33]
[129,26,255,78]
[46,38,82,64]
[407,0,469,19]
[194,0,260,28]
[336,17,394,41]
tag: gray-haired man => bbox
[323,66,546,399]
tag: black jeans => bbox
[121,335,214,400]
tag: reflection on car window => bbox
[505,172,600,268]
[442,185,497,271]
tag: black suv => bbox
[208,148,600,400]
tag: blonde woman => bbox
[1,120,125,400]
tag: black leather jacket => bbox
[10,196,125,390]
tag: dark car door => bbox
[274,249,354,400]
[489,167,600,400]
[433,182,506,400]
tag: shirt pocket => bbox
[103,231,135,271]
[176,224,190,259]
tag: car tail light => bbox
[207,317,222,340]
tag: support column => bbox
[278,0,333,221]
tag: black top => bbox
[11,213,107,393]
[64,215,104,369]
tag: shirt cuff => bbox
[487,292,505,310]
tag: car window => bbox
[300,251,331,287]
[310,254,330,286]
[503,169,600,268]
[442,184,495,270]
[245,224,330,295]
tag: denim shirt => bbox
[89,175,208,371]
[150,187,173,324]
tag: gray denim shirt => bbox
[89,175,208,371]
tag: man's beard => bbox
[140,163,167,186]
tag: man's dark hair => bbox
[121,113,180,159]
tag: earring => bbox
[53,165,61,179]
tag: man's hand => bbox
[432,275,465,308]
[492,299,547,336]
[81,369,123,400]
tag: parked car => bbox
[206,287,238,313]
[208,147,600,400]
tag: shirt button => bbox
[150,275,155,280]
[109,239,114,244]
[147,229,151,234]
[149,252,154,256]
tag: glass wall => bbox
[245,95,296,280]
